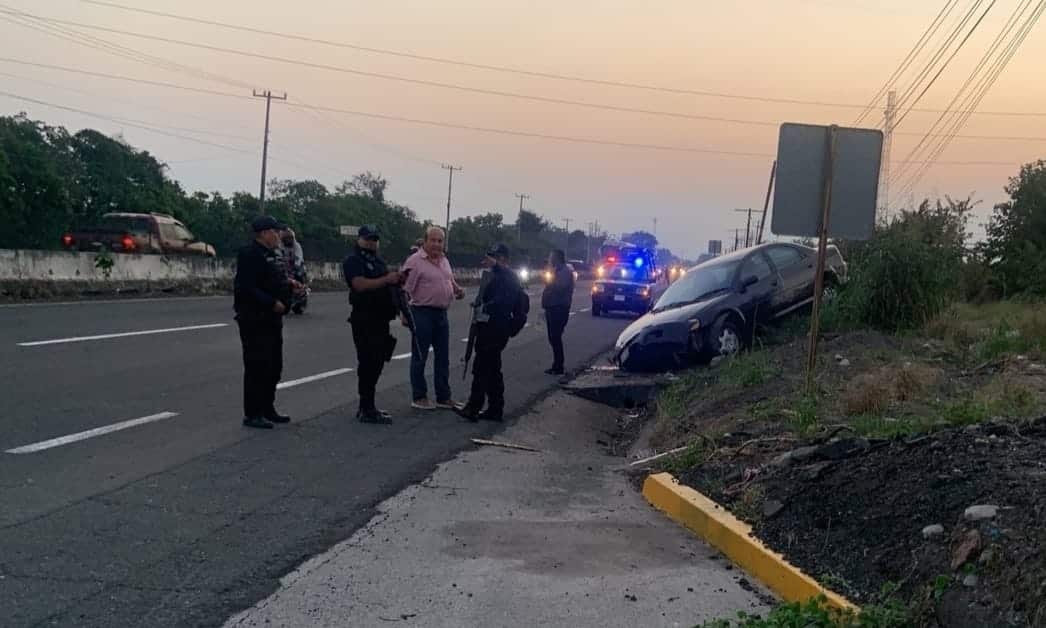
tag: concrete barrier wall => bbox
[0,249,484,283]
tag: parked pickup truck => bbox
[61,213,216,257]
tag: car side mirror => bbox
[740,275,759,291]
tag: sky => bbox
[2,0,1045,259]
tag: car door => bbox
[765,245,810,313]
[737,251,779,325]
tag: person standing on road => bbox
[234,216,293,430]
[456,243,526,423]
[343,225,402,424]
[401,227,465,411]
[542,249,574,376]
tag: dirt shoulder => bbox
[641,303,1046,627]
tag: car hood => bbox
[614,293,731,350]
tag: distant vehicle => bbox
[591,248,664,317]
[568,259,591,279]
[62,213,216,257]
[541,262,579,284]
[613,242,847,371]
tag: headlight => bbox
[638,287,650,297]
[519,268,529,281]
[596,266,605,278]
[592,284,604,293]
[543,270,553,283]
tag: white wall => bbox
[0,249,483,282]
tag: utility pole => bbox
[757,160,777,245]
[514,193,530,243]
[878,90,897,222]
[441,164,462,252]
[253,90,287,209]
[731,229,741,251]
[586,221,596,263]
[562,218,572,252]
[733,208,754,248]
[653,217,658,237]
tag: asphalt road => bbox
[0,281,632,627]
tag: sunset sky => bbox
[2,0,1044,258]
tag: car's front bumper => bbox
[614,321,691,372]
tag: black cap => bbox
[358,225,380,241]
[251,215,286,233]
[486,243,510,258]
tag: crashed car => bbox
[613,242,847,371]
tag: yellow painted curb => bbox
[643,472,857,612]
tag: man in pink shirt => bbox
[402,226,465,410]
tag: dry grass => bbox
[841,363,941,416]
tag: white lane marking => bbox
[17,323,229,347]
[460,338,469,342]
[5,412,179,454]
[277,368,354,390]
[392,352,412,360]
[569,312,577,317]
[580,307,591,312]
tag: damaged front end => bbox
[613,320,693,372]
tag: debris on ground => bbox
[469,438,540,453]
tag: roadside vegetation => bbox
[656,160,1046,627]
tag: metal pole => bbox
[745,209,753,247]
[515,193,529,244]
[757,160,777,244]
[806,125,839,391]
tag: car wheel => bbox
[709,316,742,357]
[591,303,602,317]
[822,279,839,304]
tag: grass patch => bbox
[787,394,821,436]
[840,363,939,416]
[717,351,782,389]
[849,414,920,439]
[698,595,909,628]
[935,376,1039,426]
[657,370,708,421]
[663,441,710,475]
[927,301,1046,364]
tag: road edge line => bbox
[641,472,857,612]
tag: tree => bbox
[338,171,387,203]
[267,179,329,215]
[983,160,1046,296]
[622,230,658,250]
[515,209,550,235]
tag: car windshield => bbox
[600,263,653,283]
[653,259,739,311]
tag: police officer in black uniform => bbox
[234,216,293,429]
[342,225,401,423]
[456,243,521,423]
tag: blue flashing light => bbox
[633,257,645,268]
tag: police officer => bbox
[234,216,293,429]
[342,225,401,423]
[542,248,574,375]
[456,243,521,423]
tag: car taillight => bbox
[121,234,136,251]
[61,234,74,247]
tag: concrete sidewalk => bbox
[225,391,768,627]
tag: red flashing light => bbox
[121,234,136,251]
[61,234,74,247]
[607,256,616,262]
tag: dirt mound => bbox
[679,419,1046,627]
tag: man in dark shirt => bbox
[234,216,293,430]
[542,248,575,375]
[342,225,402,423]
[456,243,521,423]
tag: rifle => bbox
[462,270,492,380]
[391,268,424,360]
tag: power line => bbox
[894,0,1046,200]
[854,0,958,126]
[0,7,250,90]
[0,89,257,154]
[11,5,1046,119]
[893,0,999,129]
[0,57,250,100]
[0,69,256,140]
[891,0,1035,185]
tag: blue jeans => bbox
[410,306,451,402]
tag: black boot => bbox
[243,416,275,429]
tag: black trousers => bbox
[351,317,390,412]
[238,320,283,418]
[545,306,570,370]
[467,324,510,415]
